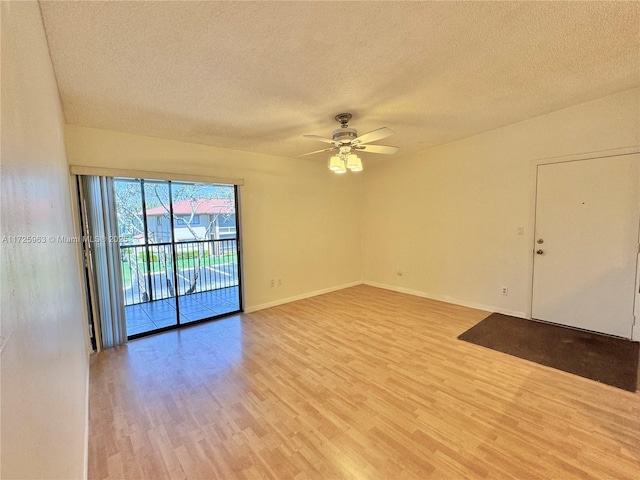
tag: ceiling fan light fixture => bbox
[346,154,362,172]
[334,158,347,174]
[328,155,343,171]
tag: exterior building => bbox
[144,198,236,243]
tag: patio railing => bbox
[120,238,239,306]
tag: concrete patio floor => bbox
[125,286,240,336]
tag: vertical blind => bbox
[80,176,127,348]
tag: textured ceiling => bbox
[39,1,640,161]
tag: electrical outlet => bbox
[270,279,275,288]
[278,278,282,286]
[501,287,509,296]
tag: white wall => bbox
[66,89,639,323]
[1,2,89,479]
[64,125,363,310]
[362,88,640,321]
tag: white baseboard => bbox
[362,281,527,319]
[244,279,528,320]
[244,281,363,313]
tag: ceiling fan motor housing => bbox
[332,127,358,144]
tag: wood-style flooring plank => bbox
[88,285,640,479]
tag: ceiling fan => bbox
[298,113,398,173]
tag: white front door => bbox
[531,154,640,338]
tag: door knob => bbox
[536,249,544,255]
[537,238,544,244]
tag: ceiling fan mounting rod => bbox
[334,113,352,128]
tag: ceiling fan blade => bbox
[296,147,337,157]
[356,144,399,155]
[303,134,336,145]
[352,127,394,145]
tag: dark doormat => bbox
[458,313,639,392]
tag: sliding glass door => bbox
[169,182,240,324]
[115,178,241,338]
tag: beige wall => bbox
[64,89,640,321]
[65,125,363,310]
[362,88,640,323]
[1,2,89,479]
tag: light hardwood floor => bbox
[88,285,640,479]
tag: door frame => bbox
[526,146,640,340]
[119,178,244,339]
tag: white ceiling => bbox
[39,1,639,161]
